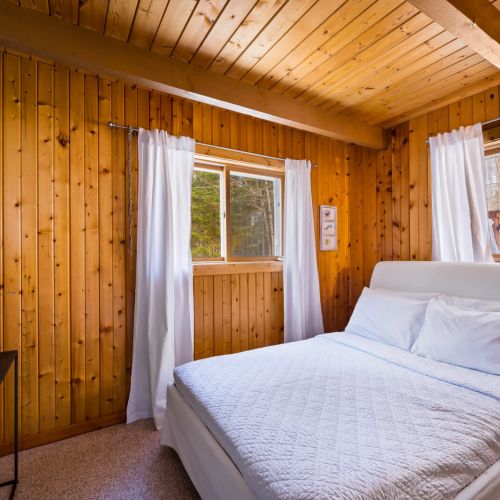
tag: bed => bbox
[161,261,500,499]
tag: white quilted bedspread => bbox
[173,333,500,500]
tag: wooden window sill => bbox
[193,261,283,276]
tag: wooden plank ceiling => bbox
[14,0,500,128]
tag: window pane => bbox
[485,153,500,251]
[229,172,281,257]
[485,153,500,211]
[191,169,222,258]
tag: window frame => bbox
[192,159,285,263]
[484,145,500,262]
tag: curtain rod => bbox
[425,116,500,144]
[107,121,318,167]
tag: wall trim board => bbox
[0,1,385,150]
[193,261,284,276]
[0,413,125,457]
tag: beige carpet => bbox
[0,420,199,500]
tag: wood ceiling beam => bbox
[0,1,386,149]
[407,0,500,69]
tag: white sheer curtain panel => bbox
[429,123,493,263]
[127,129,195,430]
[284,159,324,343]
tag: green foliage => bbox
[191,170,221,258]
[230,174,277,257]
[191,169,281,259]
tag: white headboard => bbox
[370,261,500,302]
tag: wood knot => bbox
[57,133,69,147]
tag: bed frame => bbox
[370,261,500,302]
[162,261,500,500]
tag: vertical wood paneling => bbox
[84,74,100,421]
[271,273,279,345]
[5,48,496,453]
[317,137,330,321]
[182,99,193,137]
[263,272,272,346]
[20,56,38,436]
[362,149,377,286]
[222,275,231,354]
[193,269,285,360]
[247,273,256,350]
[485,88,499,121]
[201,103,211,144]
[126,84,140,399]
[149,92,160,129]
[98,78,114,417]
[0,51,4,443]
[203,275,214,358]
[255,273,264,348]
[3,53,22,443]
[349,144,363,311]
[277,273,284,343]
[239,274,248,352]
[213,275,223,356]
[391,125,402,262]
[53,65,71,428]
[230,275,240,352]
[160,94,171,133]
[193,102,203,142]
[193,276,204,360]
[350,83,500,309]
[172,97,182,137]
[399,122,410,261]
[38,62,55,432]
[111,80,126,414]
[1,49,356,450]
[69,69,86,424]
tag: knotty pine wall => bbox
[350,84,500,299]
[193,263,285,359]
[0,49,355,451]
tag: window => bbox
[191,168,223,259]
[485,151,500,255]
[191,160,283,261]
[229,172,281,258]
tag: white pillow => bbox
[373,288,439,301]
[346,287,428,350]
[412,298,500,375]
[438,295,500,313]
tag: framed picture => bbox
[320,205,337,251]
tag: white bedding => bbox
[173,333,500,500]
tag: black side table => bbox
[0,351,18,499]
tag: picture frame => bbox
[320,205,337,251]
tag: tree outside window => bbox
[191,162,283,261]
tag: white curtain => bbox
[284,159,324,342]
[430,123,493,263]
[127,129,195,430]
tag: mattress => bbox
[171,333,500,500]
[162,384,500,500]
